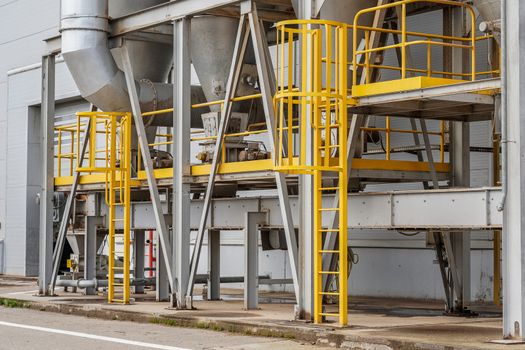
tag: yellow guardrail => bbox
[362,118,447,163]
[352,0,477,86]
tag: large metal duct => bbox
[61,0,169,112]
[473,0,501,43]
[60,0,208,126]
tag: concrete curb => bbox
[0,297,486,350]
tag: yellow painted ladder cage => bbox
[274,20,349,325]
[75,112,132,304]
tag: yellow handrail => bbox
[352,0,477,86]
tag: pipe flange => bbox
[60,15,110,33]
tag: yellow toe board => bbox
[352,76,465,98]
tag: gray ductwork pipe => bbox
[60,0,208,126]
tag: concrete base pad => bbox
[0,277,508,350]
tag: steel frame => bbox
[37,0,520,339]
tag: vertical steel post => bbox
[156,232,170,301]
[134,230,146,294]
[297,0,315,321]
[207,229,221,300]
[84,215,103,295]
[444,5,471,314]
[244,212,266,310]
[39,54,55,296]
[172,17,192,309]
[502,0,525,340]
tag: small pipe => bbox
[497,0,507,212]
[56,278,155,290]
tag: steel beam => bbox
[39,54,55,296]
[110,0,241,37]
[244,212,266,310]
[172,17,192,309]
[120,45,175,295]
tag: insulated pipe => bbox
[497,0,507,211]
[60,0,208,126]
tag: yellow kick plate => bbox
[352,76,464,98]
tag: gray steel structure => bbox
[1,0,522,341]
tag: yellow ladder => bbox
[106,114,132,304]
[75,112,133,304]
[313,109,348,325]
[274,20,349,325]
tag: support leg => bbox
[244,213,266,310]
[39,54,55,296]
[134,230,145,294]
[156,232,169,302]
[84,216,103,295]
[172,17,192,309]
[501,0,525,338]
[207,229,221,301]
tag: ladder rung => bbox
[319,313,340,317]
[112,283,125,286]
[319,229,339,232]
[318,208,339,212]
[319,291,340,296]
[319,250,339,254]
[319,271,340,275]
[112,218,125,222]
[319,187,339,191]
[112,267,125,270]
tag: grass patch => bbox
[0,298,27,308]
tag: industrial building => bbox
[0,0,522,347]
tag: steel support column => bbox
[84,215,103,295]
[39,54,55,296]
[207,229,221,300]
[134,230,146,294]
[244,212,266,310]
[502,0,525,340]
[444,5,471,314]
[297,0,315,321]
[172,17,192,309]
[156,232,169,301]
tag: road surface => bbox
[0,306,327,350]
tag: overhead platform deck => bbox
[54,158,450,193]
[349,78,500,122]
